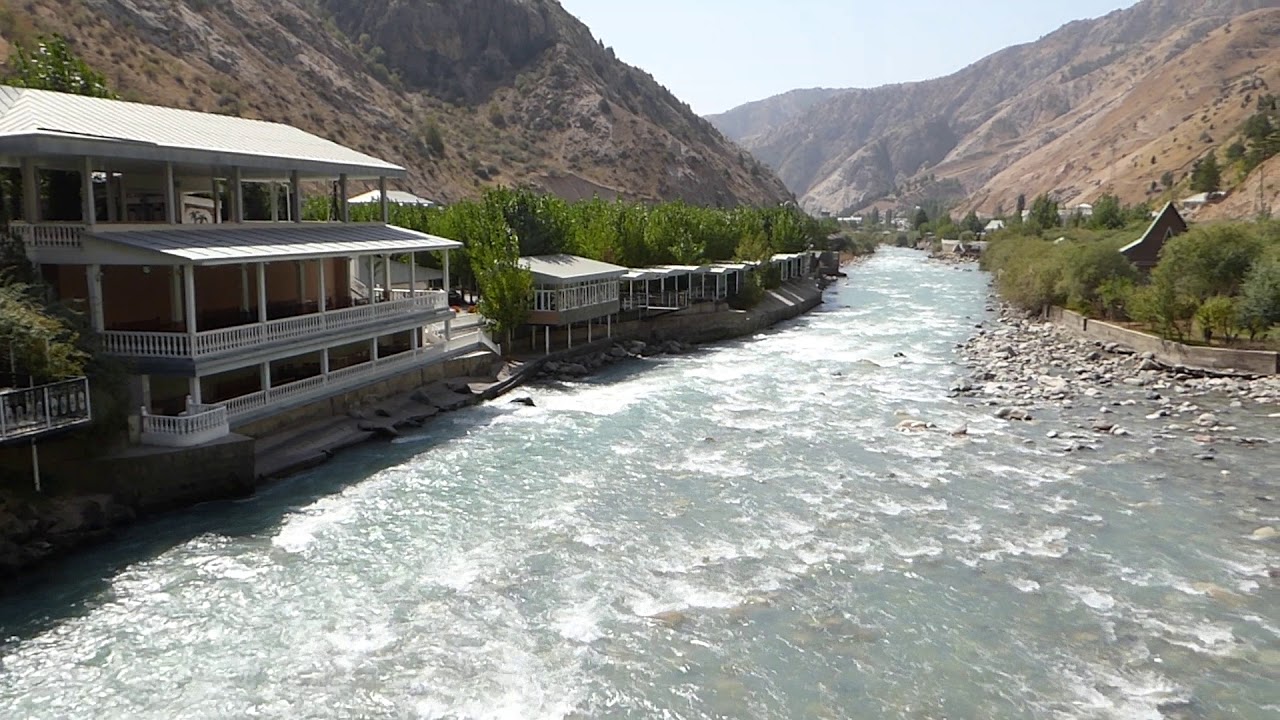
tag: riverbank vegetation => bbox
[981,195,1280,348]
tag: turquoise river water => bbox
[1,248,1277,719]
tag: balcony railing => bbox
[217,328,496,423]
[0,377,92,442]
[9,222,86,250]
[101,293,449,359]
[139,398,230,448]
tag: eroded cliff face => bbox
[0,0,790,206]
[712,0,1276,215]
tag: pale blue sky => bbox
[557,0,1140,115]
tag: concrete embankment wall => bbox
[630,282,823,346]
[1,434,256,514]
[1046,307,1279,375]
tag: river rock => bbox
[509,396,536,407]
[1197,413,1219,427]
[995,407,1031,421]
[1251,526,1278,540]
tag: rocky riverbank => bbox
[953,299,1279,446]
[534,339,694,383]
[0,493,137,580]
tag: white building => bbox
[1,85,495,448]
[348,189,438,207]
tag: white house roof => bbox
[87,223,460,265]
[520,254,626,283]
[0,85,405,179]
[349,189,437,206]
[655,264,711,274]
[362,257,444,288]
[984,219,1006,231]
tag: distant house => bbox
[1178,191,1225,211]
[1119,202,1188,269]
[983,219,1006,233]
[1074,203,1094,218]
[348,189,438,207]
[522,254,626,353]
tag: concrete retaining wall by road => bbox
[1046,307,1278,375]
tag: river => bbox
[1,248,1277,719]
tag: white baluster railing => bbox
[9,222,86,250]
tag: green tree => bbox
[961,210,984,234]
[867,207,881,228]
[1189,153,1221,193]
[1027,194,1060,232]
[912,207,929,230]
[1089,194,1125,230]
[1194,295,1238,343]
[1224,141,1247,163]
[1015,193,1027,217]
[1161,171,1175,190]
[1058,240,1137,315]
[1237,256,1280,339]
[9,35,115,98]
[466,198,532,349]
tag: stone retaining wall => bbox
[1046,307,1279,375]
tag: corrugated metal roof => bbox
[0,85,403,176]
[89,223,461,265]
[520,254,626,282]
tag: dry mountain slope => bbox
[712,0,1274,215]
[0,0,790,206]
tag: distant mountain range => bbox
[708,0,1280,218]
[0,0,791,207]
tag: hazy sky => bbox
[557,0,1140,115]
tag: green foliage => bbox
[1015,194,1027,217]
[1058,240,1137,315]
[912,207,928,230]
[1194,295,1238,343]
[1160,171,1175,190]
[1096,277,1135,321]
[1237,256,1280,339]
[1027,194,1060,232]
[8,35,115,98]
[961,211,984,235]
[1189,153,1221,193]
[1089,194,1125,230]
[0,281,88,382]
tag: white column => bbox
[81,157,95,226]
[588,318,592,343]
[20,159,39,222]
[211,175,221,224]
[338,174,349,223]
[297,261,307,304]
[170,267,183,324]
[409,252,416,297]
[270,181,279,222]
[371,337,379,364]
[382,254,392,301]
[86,265,104,332]
[443,250,450,295]
[261,362,271,392]
[183,264,197,338]
[568,323,573,349]
[607,313,611,338]
[379,176,389,223]
[545,326,550,355]
[367,255,377,303]
[321,348,330,376]
[289,170,302,223]
[105,173,118,222]
[317,259,326,312]
[239,264,250,313]
[232,167,244,222]
[164,162,177,224]
[189,377,202,404]
[256,263,268,323]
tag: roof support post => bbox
[382,254,392,302]
[20,159,39,222]
[211,175,221,224]
[81,157,95,226]
[338,174,349,223]
[239,264,250,313]
[86,264,104,333]
[379,176,389,224]
[289,170,302,224]
[443,249,450,297]
[164,162,177,225]
[256,263,267,324]
[183,264,197,339]
[409,252,416,298]
[367,254,376,304]
[232,167,244,223]
[270,181,279,222]
[317,259,326,313]
[105,172,118,223]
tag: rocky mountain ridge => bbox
[0,0,791,206]
[710,0,1278,216]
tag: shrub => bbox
[1194,295,1238,343]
